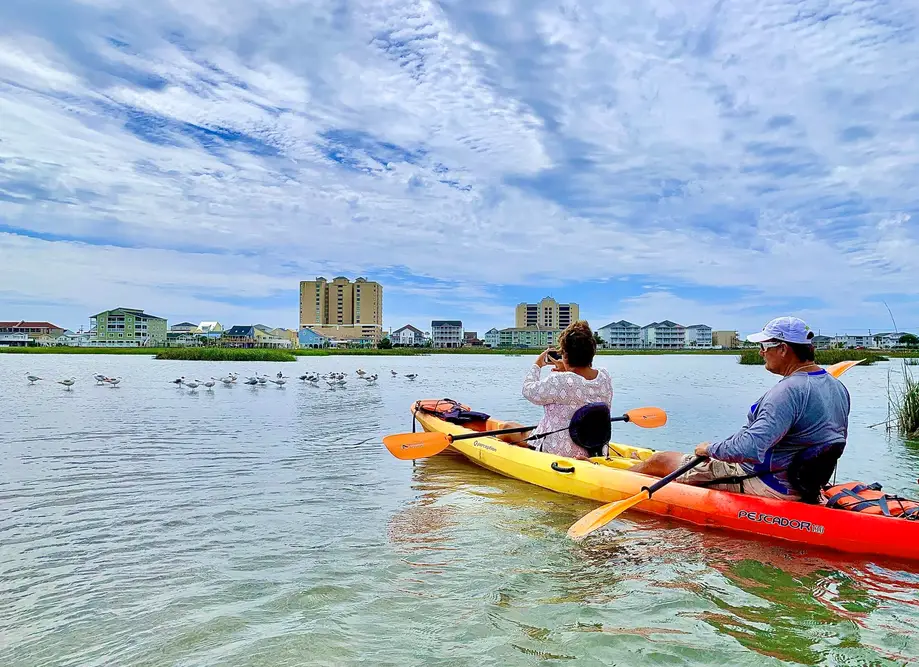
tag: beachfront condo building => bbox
[597,320,642,349]
[515,298,579,330]
[90,308,167,346]
[684,324,713,348]
[431,320,463,348]
[641,321,686,349]
[299,276,384,343]
[498,326,562,348]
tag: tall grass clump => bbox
[738,349,883,366]
[895,362,919,440]
[155,348,296,362]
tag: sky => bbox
[1,0,918,339]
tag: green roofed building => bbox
[90,308,167,346]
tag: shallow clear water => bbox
[2,353,919,666]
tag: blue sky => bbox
[1,0,918,338]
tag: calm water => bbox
[3,353,919,666]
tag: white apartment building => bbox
[431,320,463,348]
[684,324,713,348]
[641,320,686,349]
[833,334,876,349]
[597,320,642,348]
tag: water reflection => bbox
[391,440,919,664]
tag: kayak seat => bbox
[788,442,845,504]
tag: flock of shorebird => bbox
[24,368,419,391]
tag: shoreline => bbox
[1,346,914,360]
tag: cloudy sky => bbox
[2,0,918,337]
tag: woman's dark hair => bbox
[786,341,816,362]
[559,320,596,367]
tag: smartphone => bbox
[547,349,561,361]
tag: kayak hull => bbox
[411,403,919,562]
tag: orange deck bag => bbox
[824,482,919,519]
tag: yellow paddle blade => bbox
[383,432,453,460]
[826,359,866,378]
[567,490,651,540]
[625,407,667,429]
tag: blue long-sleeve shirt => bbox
[708,370,851,488]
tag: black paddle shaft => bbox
[449,415,631,443]
[641,455,707,498]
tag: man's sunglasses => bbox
[760,340,785,351]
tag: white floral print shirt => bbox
[522,364,614,458]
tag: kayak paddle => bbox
[566,356,867,540]
[567,455,707,540]
[383,406,667,461]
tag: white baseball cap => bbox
[746,317,815,345]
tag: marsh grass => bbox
[738,349,883,366]
[154,348,296,362]
[894,362,919,440]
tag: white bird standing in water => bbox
[26,374,42,385]
[184,379,200,391]
[405,373,418,380]
[269,377,287,387]
[203,379,216,391]
[391,370,398,376]
[105,377,122,388]
[93,373,107,385]
[57,378,76,390]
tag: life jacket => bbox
[824,482,919,519]
[413,398,490,425]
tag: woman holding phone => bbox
[499,321,613,459]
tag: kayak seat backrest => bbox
[788,442,845,504]
[569,402,611,458]
[825,482,919,519]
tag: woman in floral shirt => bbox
[501,321,613,459]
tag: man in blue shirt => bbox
[631,317,851,500]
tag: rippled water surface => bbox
[3,353,919,666]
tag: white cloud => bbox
[1,0,918,333]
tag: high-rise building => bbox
[299,276,383,343]
[515,297,579,329]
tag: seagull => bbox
[57,378,76,390]
[184,379,200,391]
[356,368,366,376]
[93,373,107,385]
[405,373,418,380]
[391,370,398,376]
[26,374,43,385]
[172,377,185,385]
[269,377,287,387]
[244,377,259,386]
[257,375,269,385]
[361,374,378,385]
[203,379,216,391]
[277,371,284,379]
[105,377,122,388]
[217,376,235,386]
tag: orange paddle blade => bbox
[827,359,865,378]
[567,490,651,540]
[625,407,667,429]
[383,432,453,460]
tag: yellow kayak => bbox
[409,400,919,562]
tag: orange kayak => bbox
[411,402,919,562]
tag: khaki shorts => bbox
[676,454,798,500]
